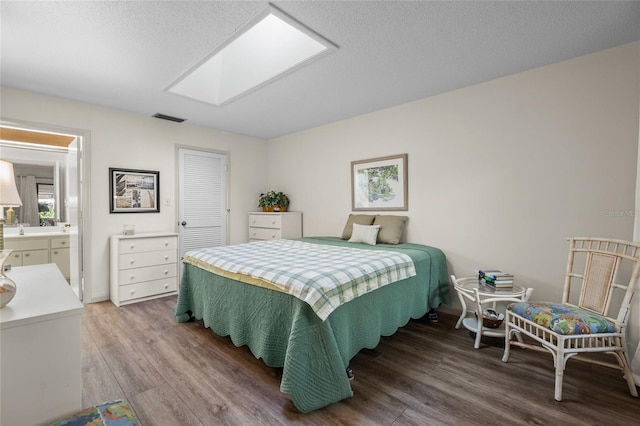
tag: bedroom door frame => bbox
[0,117,90,302]
[175,145,229,271]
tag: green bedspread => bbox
[175,237,449,412]
[184,238,417,320]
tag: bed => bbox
[175,236,449,412]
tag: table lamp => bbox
[0,160,23,251]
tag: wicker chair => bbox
[502,237,640,401]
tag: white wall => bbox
[268,42,640,316]
[0,86,268,302]
[632,41,640,386]
[1,41,638,326]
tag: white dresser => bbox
[1,264,84,426]
[248,212,302,241]
[110,232,178,307]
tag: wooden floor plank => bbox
[100,340,166,398]
[142,333,288,425]
[82,297,640,425]
[81,323,127,407]
[129,383,204,426]
[390,407,450,426]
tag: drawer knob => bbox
[130,259,135,264]
[130,244,135,249]
[272,221,276,225]
[164,256,169,261]
[25,253,30,257]
[61,241,67,245]
[272,234,276,238]
[131,290,135,295]
[13,254,19,258]
[53,251,58,255]
[164,270,168,275]
[164,284,169,289]
[130,275,135,280]
[252,219,256,223]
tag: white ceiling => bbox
[2,1,639,140]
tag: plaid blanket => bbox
[184,239,416,321]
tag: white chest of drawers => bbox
[248,212,302,241]
[110,232,179,307]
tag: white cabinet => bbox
[21,248,50,265]
[110,232,179,307]
[248,212,302,241]
[51,237,71,279]
[4,234,71,279]
[5,237,49,266]
[1,264,84,425]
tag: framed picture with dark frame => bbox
[109,168,160,213]
[351,153,408,211]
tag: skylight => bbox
[166,5,337,106]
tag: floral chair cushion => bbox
[508,302,615,335]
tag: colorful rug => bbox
[51,400,140,426]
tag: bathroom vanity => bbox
[4,227,71,280]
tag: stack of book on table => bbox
[479,269,514,289]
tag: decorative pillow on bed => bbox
[373,215,408,244]
[341,214,377,239]
[348,223,380,245]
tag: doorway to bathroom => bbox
[0,120,88,301]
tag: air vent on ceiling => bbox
[152,113,186,123]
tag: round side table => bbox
[451,275,533,349]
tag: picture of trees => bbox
[351,154,407,211]
[358,164,398,203]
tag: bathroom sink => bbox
[4,226,71,237]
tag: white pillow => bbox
[348,223,381,246]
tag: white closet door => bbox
[178,148,228,266]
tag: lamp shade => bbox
[0,160,22,207]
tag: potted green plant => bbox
[258,191,290,212]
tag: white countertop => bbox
[4,226,73,239]
[4,232,72,239]
[0,264,83,330]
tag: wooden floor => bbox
[82,296,640,425]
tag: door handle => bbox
[181,221,187,226]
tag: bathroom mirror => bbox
[1,146,68,226]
